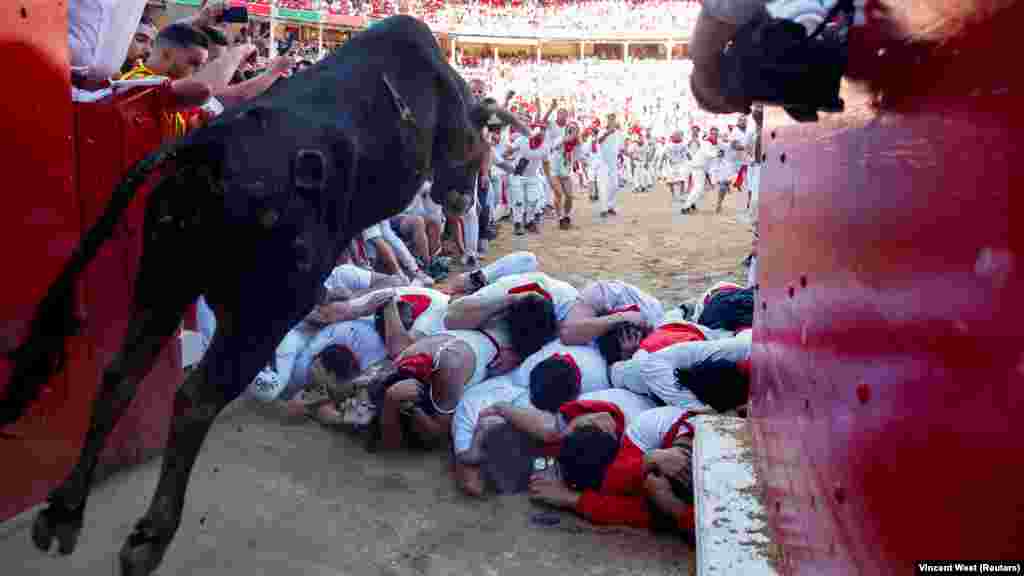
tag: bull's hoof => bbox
[118,521,171,576]
[31,501,84,555]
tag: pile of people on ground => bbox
[74,1,764,544]
[225,246,755,541]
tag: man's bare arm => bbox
[491,403,560,443]
[444,292,520,330]
[191,44,254,95]
[215,56,291,107]
[382,298,418,358]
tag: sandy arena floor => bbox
[0,183,752,576]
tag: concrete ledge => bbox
[693,415,779,576]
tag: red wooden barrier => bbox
[752,3,1023,573]
[0,0,91,523]
[76,90,183,473]
[0,6,183,521]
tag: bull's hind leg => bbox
[32,189,200,556]
[118,326,277,576]
[32,300,194,555]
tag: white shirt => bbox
[578,140,603,170]
[546,120,567,161]
[391,286,450,336]
[507,133,550,179]
[361,223,383,242]
[570,388,658,425]
[599,129,624,166]
[625,406,686,452]
[663,142,690,167]
[513,339,611,394]
[610,329,752,407]
[581,280,665,328]
[69,0,105,69]
[323,264,373,295]
[459,272,581,323]
[451,374,530,455]
[288,319,388,394]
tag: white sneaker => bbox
[412,271,434,286]
[248,368,285,402]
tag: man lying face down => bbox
[451,339,617,497]
[605,326,752,409]
[558,279,666,346]
[528,357,752,539]
[368,292,559,452]
[251,285,450,421]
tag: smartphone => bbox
[221,6,249,23]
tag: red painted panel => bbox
[0,0,92,521]
[1,32,183,522]
[76,89,183,471]
[752,3,1023,573]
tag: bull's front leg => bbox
[117,345,230,576]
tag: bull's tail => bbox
[0,145,179,427]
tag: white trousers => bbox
[480,251,539,282]
[379,218,419,273]
[746,164,762,226]
[459,192,479,258]
[509,175,541,224]
[600,162,619,212]
[682,169,712,210]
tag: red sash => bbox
[507,282,552,301]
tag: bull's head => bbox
[428,63,527,219]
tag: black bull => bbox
[0,16,520,576]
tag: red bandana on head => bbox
[398,293,432,320]
[552,352,582,394]
[670,133,683,143]
[507,282,552,301]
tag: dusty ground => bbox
[0,184,752,576]
[460,181,754,305]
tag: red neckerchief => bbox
[670,133,683,144]
[396,352,434,382]
[398,293,432,320]
[639,323,706,354]
[507,282,552,301]
[558,400,626,437]
[660,411,704,449]
[562,134,579,162]
[552,353,582,395]
[529,134,544,149]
